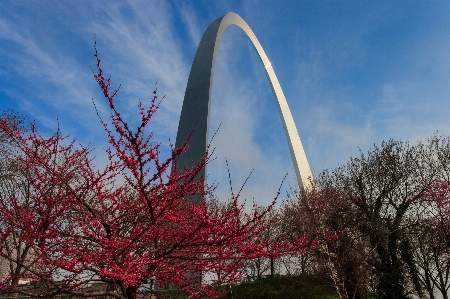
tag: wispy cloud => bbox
[0,11,96,134]
[80,1,191,134]
[0,1,195,146]
[176,2,203,51]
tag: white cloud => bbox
[81,1,190,133]
[0,14,101,140]
[176,2,203,51]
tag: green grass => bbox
[222,274,339,299]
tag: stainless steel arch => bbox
[175,12,313,190]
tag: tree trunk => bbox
[377,249,408,299]
[270,257,275,277]
[126,286,138,299]
[256,259,262,280]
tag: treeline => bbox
[1,106,449,299]
[240,136,450,299]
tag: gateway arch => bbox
[175,12,313,191]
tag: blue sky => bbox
[1,1,449,205]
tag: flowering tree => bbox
[0,48,315,299]
[281,184,353,299]
[0,112,82,292]
[424,181,450,248]
[417,180,450,299]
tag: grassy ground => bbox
[222,275,339,299]
[1,275,381,299]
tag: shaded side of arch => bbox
[175,12,313,191]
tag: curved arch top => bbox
[175,12,313,191]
